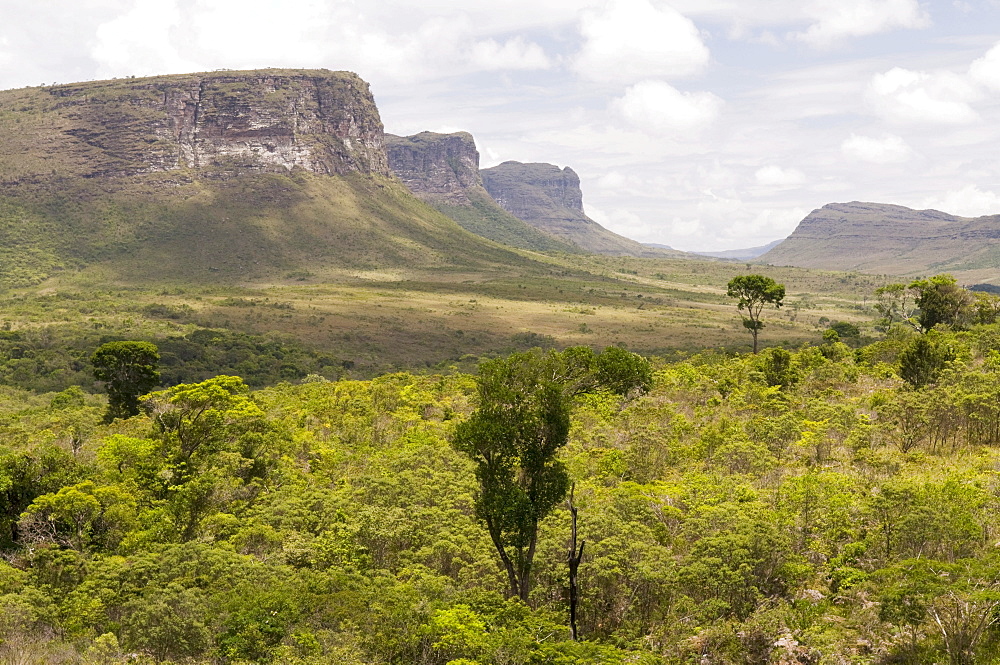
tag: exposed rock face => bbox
[385,131,480,205]
[15,69,388,180]
[481,161,677,257]
[760,202,1000,279]
[483,162,583,220]
[385,132,576,253]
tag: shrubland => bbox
[2,300,1000,663]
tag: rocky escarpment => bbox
[0,70,551,286]
[481,161,678,257]
[385,132,575,252]
[760,202,1000,280]
[385,131,481,205]
[0,68,388,184]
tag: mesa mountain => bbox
[761,202,1000,282]
[0,69,562,287]
[386,131,680,257]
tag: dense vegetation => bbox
[4,284,1000,663]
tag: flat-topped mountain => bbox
[2,69,388,183]
[0,70,545,286]
[760,202,1000,280]
[385,132,574,252]
[481,161,680,257]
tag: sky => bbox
[1,1,999,251]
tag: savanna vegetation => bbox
[2,273,1000,664]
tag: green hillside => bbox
[0,71,558,287]
[0,171,550,287]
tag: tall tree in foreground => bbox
[452,350,572,602]
[727,274,785,353]
[91,341,160,423]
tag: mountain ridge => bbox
[384,131,576,253]
[0,69,553,287]
[481,161,683,258]
[760,201,1000,280]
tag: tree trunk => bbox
[567,485,585,640]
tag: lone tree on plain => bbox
[91,341,160,423]
[727,274,785,353]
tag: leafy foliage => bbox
[91,341,160,422]
[726,274,785,352]
[3,320,1000,662]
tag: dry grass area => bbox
[4,250,885,376]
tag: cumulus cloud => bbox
[866,67,979,124]
[611,80,723,134]
[969,41,1000,91]
[586,204,658,241]
[89,0,555,85]
[741,207,808,236]
[840,133,913,163]
[91,0,201,77]
[921,185,1000,217]
[792,0,930,48]
[467,37,551,71]
[754,165,806,188]
[574,0,710,83]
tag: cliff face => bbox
[760,202,1000,280]
[482,162,583,220]
[385,131,480,205]
[481,161,678,257]
[385,132,576,253]
[0,70,552,286]
[1,69,388,183]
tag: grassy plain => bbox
[2,249,885,380]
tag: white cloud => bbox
[754,165,806,188]
[921,185,1000,217]
[840,133,913,163]
[969,41,1000,91]
[586,204,657,240]
[91,0,201,77]
[467,37,551,71]
[744,207,807,235]
[574,0,710,83]
[866,67,980,124]
[611,80,723,134]
[792,0,930,48]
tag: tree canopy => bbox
[726,274,786,353]
[91,341,160,423]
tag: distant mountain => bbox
[693,240,783,260]
[384,132,576,253]
[0,69,549,286]
[760,202,1000,279]
[481,161,683,258]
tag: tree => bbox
[91,341,160,423]
[899,336,955,389]
[908,274,974,332]
[874,283,915,331]
[726,274,785,353]
[451,350,573,602]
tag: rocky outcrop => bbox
[385,131,480,205]
[760,202,1000,279]
[481,161,678,257]
[385,132,576,253]
[15,69,388,180]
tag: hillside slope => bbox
[385,131,575,253]
[481,161,684,258]
[0,70,547,286]
[760,202,1000,280]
